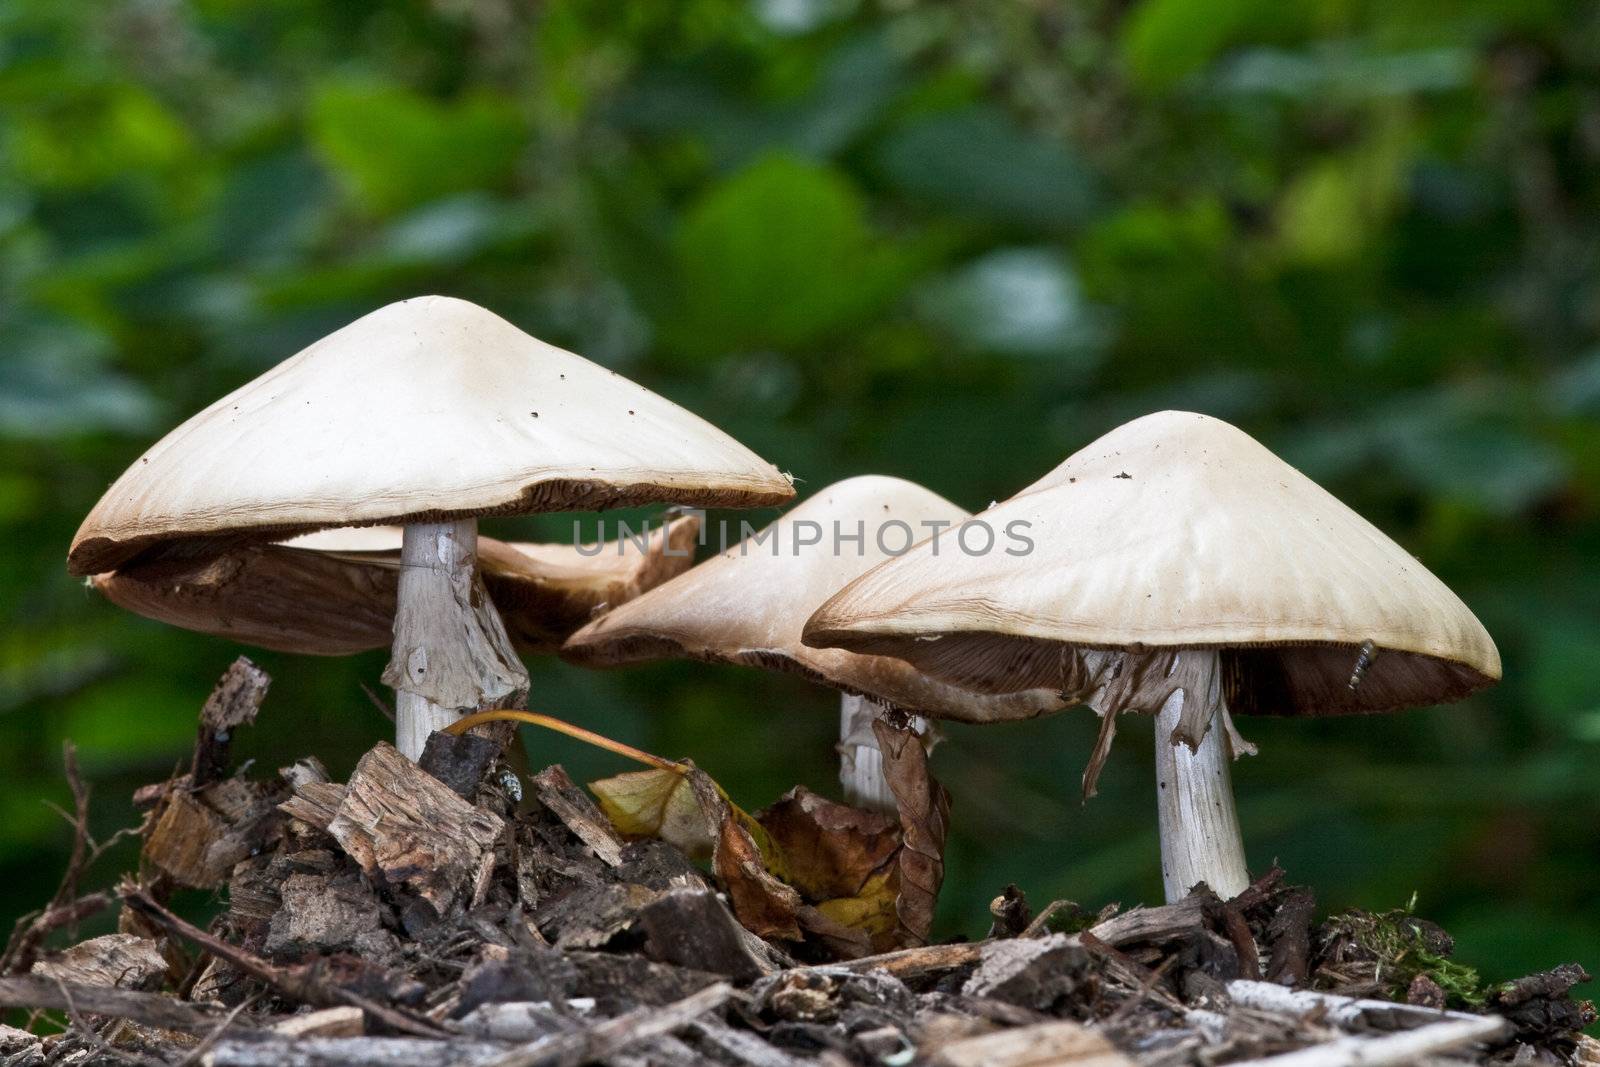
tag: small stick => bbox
[1102,955,1178,1027]
[445,710,686,773]
[1020,899,1081,939]
[0,975,235,1036]
[175,994,261,1067]
[3,744,135,975]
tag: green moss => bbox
[1321,896,1485,1007]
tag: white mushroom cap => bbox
[804,412,1501,717]
[68,296,792,575]
[562,475,1066,723]
[90,515,701,656]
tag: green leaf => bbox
[11,86,192,188]
[872,107,1097,230]
[914,248,1108,364]
[309,82,527,215]
[669,153,913,353]
[1121,0,1297,90]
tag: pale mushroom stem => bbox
[1154,670,1249,903]
[384,519,530,761]
[839,694,895,812]
[838,695,930,813]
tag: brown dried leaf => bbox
[590,765,907,951]
[873,717,951,948]
[698,774,803,942]
[756,787,898,901]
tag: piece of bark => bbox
[825,941,984,981]
[31,934,167,991]
[0,974,242,1035]
[635,888,774,982]
[0,1024,40,1059]
[873,718,950,948]
[1223,1014,1509,1067]
[457,999,589,1041]
[263,872,391,960]
[553,882,662,950]
[279,782,346,834]
[1265,885,1315,986]
[420,732,502,801]
[144,791,237,889]
[192,657,270,787]
[455,947,579,1018]
[929,1019,1134,1067]
[271,1006,366,1038]
[1204,891,1260,981]
[144,776,285,891]
[482,980,733,1067]
[530,766,624,867]
[1487,962,1596,1041]
[1493,961,1591,1006]
[1405,973,1446,1009]
[328,742,505,915]
[567,952,724,1014]
[960,934,1090,1011]
[1226,978,1491,1028]
[691,1018,815,1067]
[205,1036,510,1066]
[1087,896,1206,949]
[280,756,331,790]
[121,883,444,1039]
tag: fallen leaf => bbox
[587,756,934,954]
[714,802,804,942]
[757,787,898,900]
[589,766,713,861]
[875,717,951,947]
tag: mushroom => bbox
[803,412,1500,900]
[68,296,792,758]
[88,514,701,656]
[561,475,1064,811]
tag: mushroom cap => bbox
[561,475,1066,723]
[803,412,1501,717]
[90,514,701,656]
[68,296,793,576]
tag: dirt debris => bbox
[1,660,1592,1066]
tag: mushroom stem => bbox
[1154,669,1249,902]
[839,694,896,812]
[838,695,930,813]
[383,519,529,761]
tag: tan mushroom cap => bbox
[803,412,1501,718]
[90,514,701,656]
[68,295,793,576]
[562,475,1066,724]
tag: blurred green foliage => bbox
[2,0,1598,984]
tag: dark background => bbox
[3,0,1598,983]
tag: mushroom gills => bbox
[1077,647,1255,902]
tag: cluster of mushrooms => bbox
[69,296,1502,906]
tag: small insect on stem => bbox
[1348,639,1377,691]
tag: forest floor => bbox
[0,659,1593,1067]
